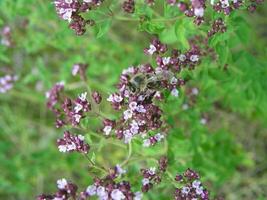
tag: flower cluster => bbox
[0,74,18,93]
[37,178,78,200]
[174,169,209,200]
[46,81,65,113]
[61,92,92,126]
[189,36,217,61]
[141,156,168,192]
[104,38,202,145]
[122,0,135,13]
[37,161,143,200]
[166,0,264,27]
[1,25,12,47]
[53,0,104,35]
[57,131,90,154]
[46,82,93,127]
[212,0,243,15]
[247,0,264,12]
[42,40,212,199]
[173,0,205,25]
[81,177,142,200]
[208,18,227,37]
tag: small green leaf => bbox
[175,20,190,50]
[96,19,112,38]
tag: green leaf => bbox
[175,20,190,50]
[215,42,230,66]
[96,19,112,38]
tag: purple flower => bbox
[0,74,18,93]
[174,169,209,200]
[122,0,135,13]
[57,131,90,154]
[53,0,104,35]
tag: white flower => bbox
[170,77,177,84]
[107,94,123,103]
[138,95,145,101]
[78,134,85,141]
[136,105,146,113]
[122,66,135,75]
[194,7,204,17]
[191,87,199,95]
[182,104,189,110]
[79,92,87,101]
[220,0,229,8]
[66,142,76,151]
[129,101,137,111]
[65,0,73,3]
[124,90,130,98]
[57,178,67,189]
[192,180,201,188]
[74,114,82,123]
[196,186,204,195]
[107,94,114,102]
[123,109,133,120]
[130,126,139,135]
[74,103,83,113]
[190,55,199,62]
[148,167,156,175]
[114,94,123,102]
[62,9,73,22]
[54,197,64,200]
[115,165,126,175]
[58,145,67,153]
[134,192,143,200]
[123,130,133,144]
[97,186,107,197]
[130,121,139,134]
[155,67,163,74]
[83,0,92,3]
[147,44,156,55]
[143,139,151,147]
[142,178,150,186]
[99,193,109,200]
[171,88,179,97]
[86,185,97,196]
[131,120,139,128]
[181,186,190,194]
[154,133,164,142]
[72,64,80,76]
[162,57,171,65]
[154,91,161,98]
[138,120,146,126]
[103,126,112,135]
[178,54,186,62]
[200,118,207,125]
[111,189,125,200]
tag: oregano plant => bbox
[0,0,266,200]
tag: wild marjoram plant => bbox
[37,0,264,200]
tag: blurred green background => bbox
[0,0,266,199]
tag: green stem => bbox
[84,154,108,175]
[114,15,182,23]
[120,141,132,166]
[166,170,177,187]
